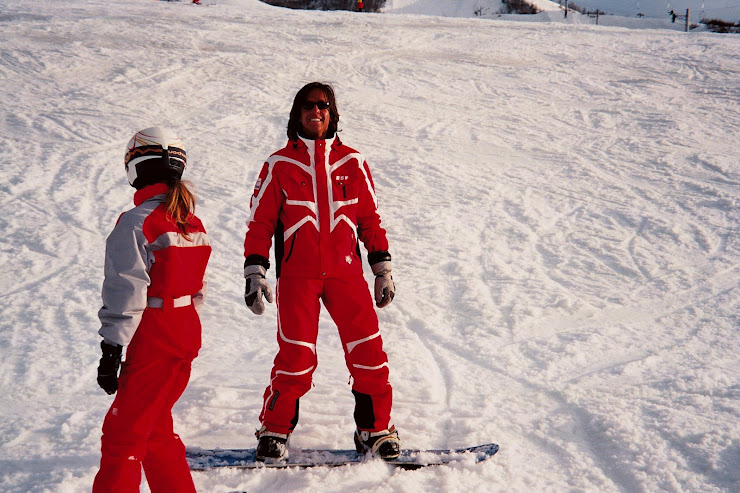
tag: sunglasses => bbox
[302,100,331,111]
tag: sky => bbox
[0,0,738,492]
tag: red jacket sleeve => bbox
[244,160,283,261]
[356,158,389,254]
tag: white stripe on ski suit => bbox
[346,331,387,371]
[346,332,380,354]
[353,362,389,371]
[150,231,210,250]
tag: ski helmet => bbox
[124,127,186,189]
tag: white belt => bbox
[147,295,192,308]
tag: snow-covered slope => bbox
[1,0,738,492]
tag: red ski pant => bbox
[93,303,200,493]
[259,276,393,435]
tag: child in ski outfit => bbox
[93,127,211,492]
[243,82,400,461]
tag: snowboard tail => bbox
[187,443,498,470]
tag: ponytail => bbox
[165,180,196,239]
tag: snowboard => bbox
[187,443,498,470]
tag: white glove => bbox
[371,261,395,308]
[244,264,273,315]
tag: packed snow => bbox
[1,0,738,492]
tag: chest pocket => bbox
[281,170,314,203]
[332,172,358,201]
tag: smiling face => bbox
[300,88,331,140]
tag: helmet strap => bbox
[162,146,170,169]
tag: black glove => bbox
[97,340,123,395]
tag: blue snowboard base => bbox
[187,443,498,470]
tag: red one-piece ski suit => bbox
[94,183,211,493]
[244,136,393,435]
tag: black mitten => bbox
[97,341,123,395]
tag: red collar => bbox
[133,183,169,206]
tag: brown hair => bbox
[287,82,340,141]
[165,180,196,239]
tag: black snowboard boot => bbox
[255,428,289,462]
[354,425,401,460]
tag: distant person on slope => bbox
[242,82,400,462]
[93,127,211,492]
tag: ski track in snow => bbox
[1,0,739,492]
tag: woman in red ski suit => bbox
[93,127,211,492]
[243,82,400,461]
